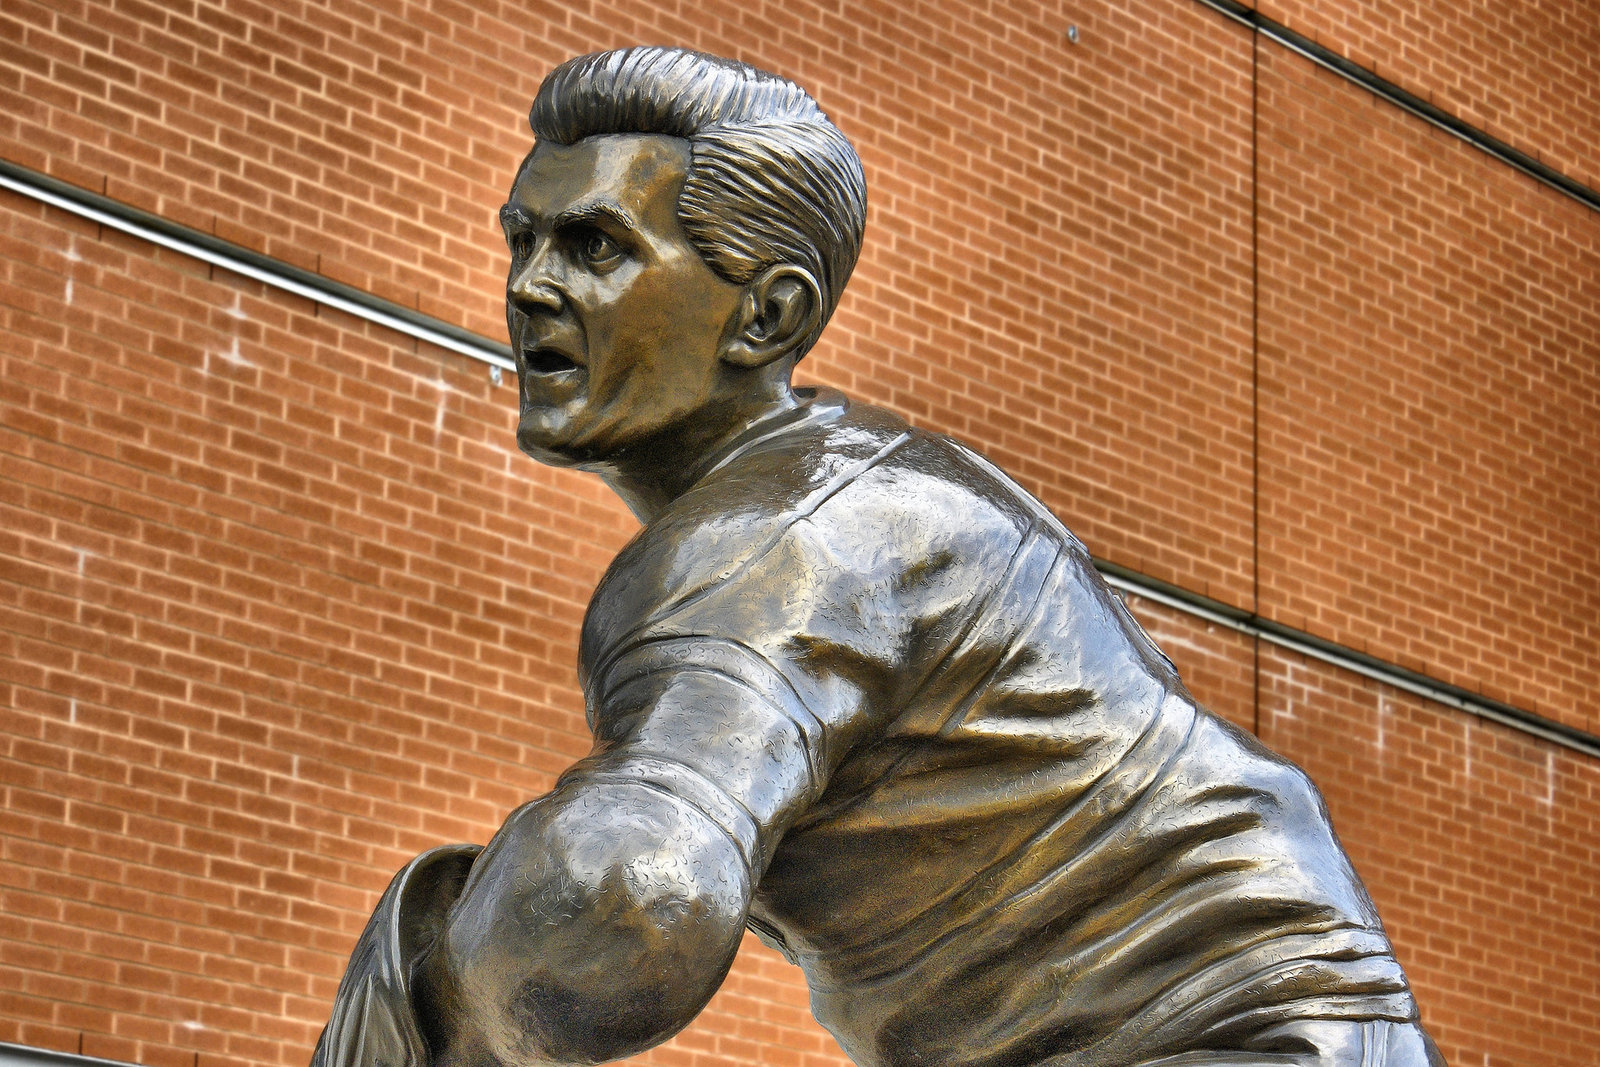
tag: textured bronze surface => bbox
[312,47,1444,1067]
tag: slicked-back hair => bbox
[529,47,868,358]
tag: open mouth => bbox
[524,347,581,375]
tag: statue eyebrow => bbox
[497,202,637,234]
[551,202,637,235]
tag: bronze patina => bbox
[312,47,1445,1067]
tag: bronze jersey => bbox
[571,390,1418,1067]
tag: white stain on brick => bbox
[1279,659,1301,720]
[203,295,254,370]
[63,236,79,304]
[1374,688,1387,755]
[429,376,452,436]
[207,335,252,371]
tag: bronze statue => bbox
[312,47,1444,1067]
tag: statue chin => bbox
[515,414,586,469]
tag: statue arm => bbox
[413,650,829,1067]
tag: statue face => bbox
[501,133,745,468]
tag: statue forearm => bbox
[414,779,755,1067]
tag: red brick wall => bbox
[1259,644,1600,1067]
[0,196,597,1067]
[1,2,1596,1067]
[1257,0,1600,184]
[1257,45,1600,734]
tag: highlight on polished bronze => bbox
[312,47,1445,1067]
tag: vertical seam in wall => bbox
[1250,23,1263,739]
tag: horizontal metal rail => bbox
[0,1044,140,1067]
[1098,561,1599,760]
[1,160,1593,760]
[0,159,514,373]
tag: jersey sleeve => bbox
[575,503,904,885]
[575,634,831,881]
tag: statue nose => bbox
[509,250,564,314]
[512,278,562,314]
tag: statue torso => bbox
[578,391,1415,1067]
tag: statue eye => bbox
[508,232,534,261]
[576,229,623,270]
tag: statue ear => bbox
[722,265,822,369]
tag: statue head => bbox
[527,46,867,358]
[502,48,869,517]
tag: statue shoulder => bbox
[577,407,901,660]
[579,407,1047,680]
